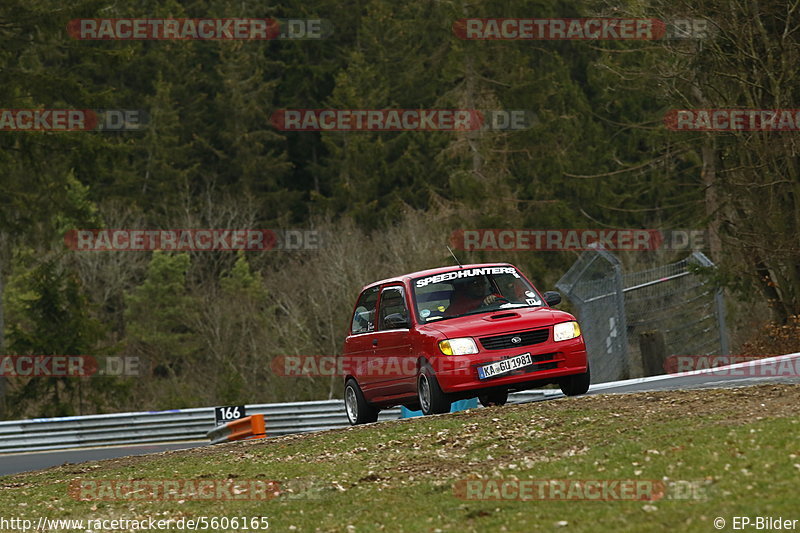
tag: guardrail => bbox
[6,352,798,455]
[0,390,553,454]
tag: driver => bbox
[444,276,505,316]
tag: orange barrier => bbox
[228,414,266,441]
[207,414,266,444]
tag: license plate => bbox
[477,353,533,380]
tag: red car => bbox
[342,263,590,425]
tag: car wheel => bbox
[560,364,591,396]
[478,389,509,407]
[344,378,379,425]
[417,365,451,415]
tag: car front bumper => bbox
[433,337,588,393]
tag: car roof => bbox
[361,263,516,291]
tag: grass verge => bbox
[1,384,799,532]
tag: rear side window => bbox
[379,286,409,329]
[351,287,379,334]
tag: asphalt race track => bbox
[2,352,798,477]
[0,442,205,477]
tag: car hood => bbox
[417,306,577,339]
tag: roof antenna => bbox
[447,246,463,268]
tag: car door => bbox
[343,286,380,395]
[370,284,415,399]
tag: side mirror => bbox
[384,313,409,329]
[543,291,561,307]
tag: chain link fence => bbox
[556,246,729,383]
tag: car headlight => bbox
[553,321,581,342]
[439,338,479,355]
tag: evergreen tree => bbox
[124,252,197,378]
[4,254,105,417]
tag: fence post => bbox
[639,330,666,377]
[692,251,729,356]
[613,262,630,380]
[715,288,730,356]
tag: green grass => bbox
[1,385,798,532]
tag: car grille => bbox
[479,328,549,350]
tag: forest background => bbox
[1,0,798,418]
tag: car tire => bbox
[417,364,451,415]
[560,364,591,396]
[344,378,379,425]
[478,389,509,407]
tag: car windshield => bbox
[412,266,543,323]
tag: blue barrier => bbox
[400,398,478,418]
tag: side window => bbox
[351,287,379,334]
[379,286,409,330]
